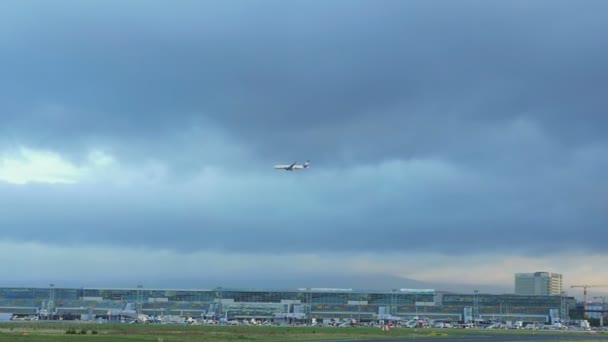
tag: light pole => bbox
[593,296,606,327]
[391,289,396,319]
[473,290,479,326]
[137,285,143,313]
[48,284,55,320]
[217,287,223,321]
[307,288,312,326]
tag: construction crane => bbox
[571,285,608,319]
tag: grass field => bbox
[0,322,606,342]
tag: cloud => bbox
[0,0,607,289]
[2,239,607,298]
[0,146,126,184]
[2,1,608,163]
[0,147,82,184]
[0,139,606,259]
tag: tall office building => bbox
[515,272,563,295]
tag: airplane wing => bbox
[292,161,310,170]
[275,161,309,170]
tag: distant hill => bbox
[133,273,513,294]
[1,273,513,294]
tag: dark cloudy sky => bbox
[1,0,607,295]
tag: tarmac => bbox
[333,333,608,342]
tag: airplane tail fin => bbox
[304,160,310,168]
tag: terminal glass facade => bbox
[0,287,575,323]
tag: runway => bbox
[332,333,608,342]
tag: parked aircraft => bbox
[273,160,310,171]
[107,303,149,323]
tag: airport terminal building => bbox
[0,286,575,323]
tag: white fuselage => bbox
[274,161,310,171]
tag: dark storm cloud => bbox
[0,150,606,256]
[2,0,608,164]
[1,0,608,259]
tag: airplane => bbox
[107,302,149,323]
[273,160,310,171]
